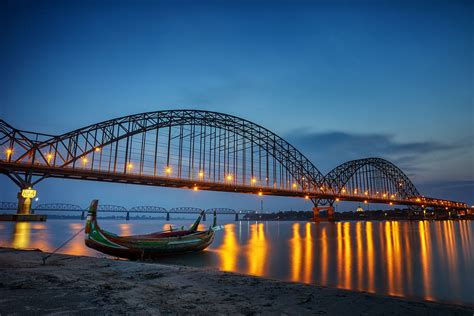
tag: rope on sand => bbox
[41,227,85,265]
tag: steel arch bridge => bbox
[319,158,423,205]
[0,110,467,210]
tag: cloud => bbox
[285,130,463,174]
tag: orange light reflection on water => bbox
[303,223,313,283]
[247,223,267,276]
[343,222,352,290]
[402,222,413,295]
[392,221,402,296]
[336,222,343,283]
[290,223,302,282]
[218,224,239,272]
[119,223,132,236]
[384,221,395,295]
[12,222,31,249]
[320,226,328,285]
[63,223,89,256]
[356,222,363,291]
[366,221,375,293]
[419,221,434,301]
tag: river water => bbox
[0,217,472,305]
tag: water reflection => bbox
[320,226,328,285]
[119,223,132,236]
[1,219,473,305]
[247,223,267,276]
[304,223,313,283]
[218,224,239,271]
[366,221,375,293]
[12,222,31,249]
[356,222,363,291]
[290,223,302,281]
[419,221,433,300]
[63,223,89,256]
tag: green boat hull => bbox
[84,200,216,260]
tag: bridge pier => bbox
[203,213,206,222]
[312,206,336,222]
[17,191,32,215]
[235,213,239,221]
[328,207,335,221]
[166,212,170,221]
[312,207,320,221]
[81,211,85,220]
[126,212,130,221]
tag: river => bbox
[0,217,472,305]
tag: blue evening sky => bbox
[1,0,472,210]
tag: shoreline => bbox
[1,248,473,315]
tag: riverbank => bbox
[1,248,472,315]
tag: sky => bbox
[0,0,473,210]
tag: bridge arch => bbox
[3,110,325,192]
[324,158,420,200]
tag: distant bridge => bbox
[0,202,254,220]
[0,110,467,221]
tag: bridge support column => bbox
[81,211,85,220]
[327,206,335,222]
[235,213,239,221]
[166,212,170,221]
[312,206,336,222]
[17,191,32,215]
[126,212,130,221]
[203,213,206,222]
[312,207,320,221]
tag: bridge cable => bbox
[41,227,85,265]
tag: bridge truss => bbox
[0,110,467,210]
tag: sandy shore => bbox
[0,248,472,315]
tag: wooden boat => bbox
[84,200,217,260]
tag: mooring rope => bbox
[41,227,85,265]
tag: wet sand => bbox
[0,248,472,315]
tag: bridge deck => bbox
[0,162,465,209]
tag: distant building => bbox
[356,206,364,212]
